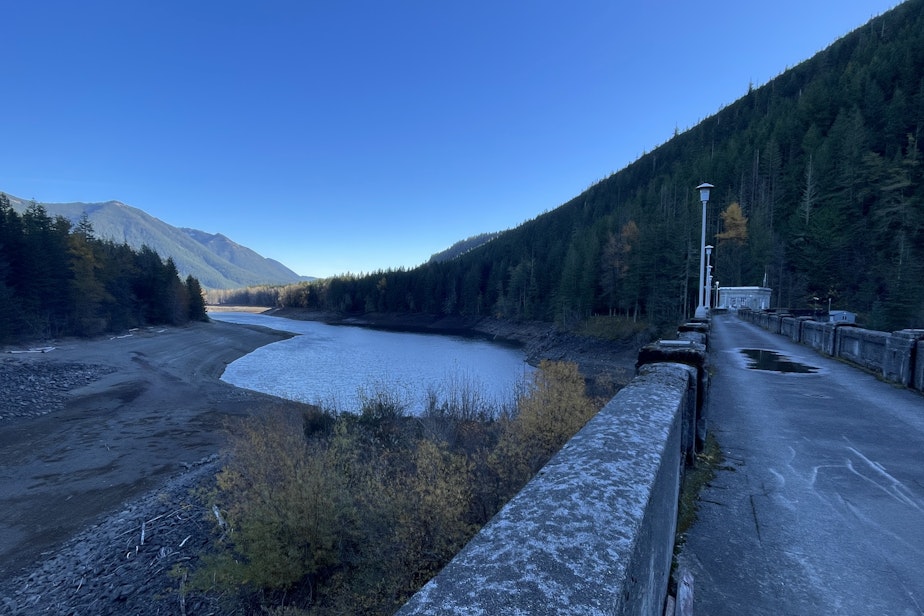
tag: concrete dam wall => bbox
[398,336,708,616]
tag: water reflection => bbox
[740,348,819,374]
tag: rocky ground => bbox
[0,357,116,421]
[0,457,222,616]
[0,321,298,616]
[0,313,642,616]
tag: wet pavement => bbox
[677,315,924,615]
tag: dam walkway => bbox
[677,315,924,615]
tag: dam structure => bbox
[397,312,924,615]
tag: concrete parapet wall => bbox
[767,314,782,334]
[884,330,924,388]
[780,317,797,340]
[677,322,709,347]
[757,312,770,330]
[397,363,696,616]
[915,339,924,392]
[835,327,890,373]
[801,321,836,355]
[637,341,706,458]
[738,311,924,392]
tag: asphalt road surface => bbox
[677,315,924,615]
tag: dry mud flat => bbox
[0,321,301,615]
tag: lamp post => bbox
[705,245,713,313]
[714,280,721,310]
[694,183,713,318]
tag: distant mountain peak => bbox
[5,193,313,289]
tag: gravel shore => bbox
[1,457,222,615]
[0,321,301,615]
[0,314,640,615]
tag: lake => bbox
[210,312,534,415]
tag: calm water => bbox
[211,312,534,414]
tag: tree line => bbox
[220,1,923,332]
[0,195,208,342]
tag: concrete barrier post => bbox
[780,316,794,339]
[637,340,707,458]
[796,317,812,343]
[884,330,924,387]
[801,321,833,354]
[822,322,837,356]
[915,338,924,393]
[677,322,709,347]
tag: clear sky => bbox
[2,1,901,278]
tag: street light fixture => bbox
[694,183,713,318]
[705,245,713,313]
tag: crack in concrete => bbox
[749,494,762,543]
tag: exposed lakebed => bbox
[211,312,535,413]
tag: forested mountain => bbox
[262,0,923,332]
[0,195,208,342]
[428,232,501,263]
[5,195,309,289]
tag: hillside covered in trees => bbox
[231,1,923,332]
[0,195,208,342]
[5,195,310,290]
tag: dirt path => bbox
[0,320,297,581]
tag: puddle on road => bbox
[740,348,819,374]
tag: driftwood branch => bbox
[179,570,188,616]
[212,505,227,530]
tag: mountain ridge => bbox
[5,194,312,289]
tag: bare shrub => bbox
[195,362,599,613]
[490,360,598,498]
[195,410,350,593]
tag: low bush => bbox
[194,361,602,614]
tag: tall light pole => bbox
[694,183,713,318]
[705,245,713,313]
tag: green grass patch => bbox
[676,433,724,539]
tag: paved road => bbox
[677,315,924,615]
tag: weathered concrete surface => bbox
[916,337,924,392]
[677,316,924,615]
[801,320,836,356]
[834,326,890,373]
[884,329,924,388]
[636,341,706,459]
[677,322,709,346]
[779,316,798,340]
[398,363,693,616]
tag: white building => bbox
[823,310,857,324]
[717,286,772,311]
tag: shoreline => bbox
[0,320,305,583]
[0,313,640,614]
[260,307,641,392]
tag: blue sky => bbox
[2,1,901,278]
